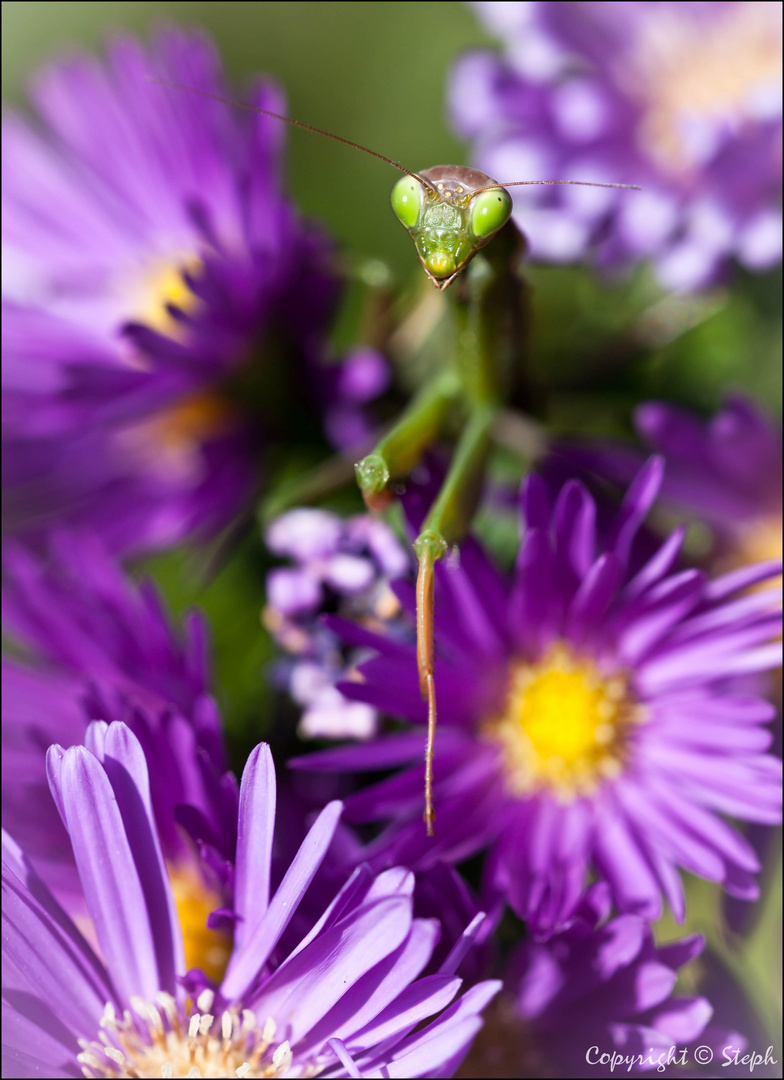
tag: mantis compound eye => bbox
[470,187,513,239]
[391,175,424,229]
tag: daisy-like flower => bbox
[451,2,782,289]
[293,460,782,936]
[2,28,343,554]
[264,508,409,740]
[458,882,733,1078]
[2,531,235,917]
[3,721,499,1078]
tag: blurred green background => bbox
[2,1,493,278]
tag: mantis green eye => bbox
[469,188,512,239]
[391,176,423,229]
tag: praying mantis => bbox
[155,79,639,834]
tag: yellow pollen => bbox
[116,388,236,485]
[139,256,203,337]
[438,183,445,189]
[483,644,643,799]
[168,865,232,985]
[618,5,782,175]
[152,392,235,456]
[726,514,783,596]
[78,997,294,1079]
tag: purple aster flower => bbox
[264,508,410,739]
[552,395,782,578]
[2,530,235,917]
[2,28,344,555]
[458,882,740,1078]
[451,3,782,289]
[293,459,782,936]
[3,721,500,1078]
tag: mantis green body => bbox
[358,164,530,833]
[153,78,638,834]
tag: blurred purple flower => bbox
[2,530,235,915]
[553,395,782,574]
[3,723,499,1078]
[317,347,392,455]
[264,508,410,740]
[460,882,743,1078]
[293,460,782,936]
[635,396,782,571]
[451,2,782,289]
[2,28,346,555]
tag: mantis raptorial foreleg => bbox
[357,219,530,832]
[355,369,462,511]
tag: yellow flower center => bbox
[152,392,236,456]
[138,256,203,337]
[78,991,294,1078]
[483,644,643,799]
[617,4,782,175]
[168,865,232,986]
[734,513,783,582]
[117,390,236,482]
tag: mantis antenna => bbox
[149,80,641,198]
[148,78,438,192]
[473,179,641,192]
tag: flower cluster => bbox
[264,507,410,739]
[4,724,499,1078]
[450,2,783,289]
[3,27,343,555]
[3,16,781,1080]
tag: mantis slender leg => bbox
[413,402,496,832]
[355,369,461,510]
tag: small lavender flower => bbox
[2,28,343,554]
[2,531,235,909]
[293,460,782,936]
[451,2,782,289]
[3,722,499,1078]
[317,347,392,455]
[459,882,731,1078]
[264,508,410,740]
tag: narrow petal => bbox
[221,800,343,999]
[45,743,174,1005]
[250,895,412,1044]
[347,975,462,1052]
[233,744,276,949]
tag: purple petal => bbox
[233,744,276,950]
[221,799,343,999]
[251,895,412,1044]
[347,974,461,1052]
[46,739,181,1005]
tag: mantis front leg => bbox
[357,220,529,832]
[414,401,496,832]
